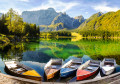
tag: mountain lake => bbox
[0,38,120,82]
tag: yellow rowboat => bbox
[44,59,63,80]
[5,61,42,81]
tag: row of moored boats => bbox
[4,58,116,81]
[44,58,116,80]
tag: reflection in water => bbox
[0,38,120,82]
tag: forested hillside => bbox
[77,10,120,38]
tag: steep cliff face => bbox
[51,13,74,29]
[51,13,85,30]
[73,15,85,28]
[22,8,59,25]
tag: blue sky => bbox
[0,0,120,18]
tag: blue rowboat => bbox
[60,68,77,77]
[60,58,83,77]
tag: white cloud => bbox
[0,8,22,15]
[85,12,88,14]
[14,8,22,14]
[18,0,29,2]
[29,0,79,12]
[92,2,119,12]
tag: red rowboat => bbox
[77,60,100,81]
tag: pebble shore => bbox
[1,72,120,84]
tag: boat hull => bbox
[45,70,60,80]
[5,66,42,81]
[60,69,76,77]
[77,69,98,81]
[101,67,115,75]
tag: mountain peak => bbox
[22,8,59,25]
[98,12,103,16]
[74,15,84,19]
[51,12,73,28]
[47,8,56,12]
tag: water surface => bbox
[0,38,120,82]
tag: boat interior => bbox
[65,62,82,69]
[45,60,62,74]
[5,61,32,74]
[103,59,115,66]
[49,60,62,69]
[104,61,114,66]
[65,59,83,69]
[80,60,100,73]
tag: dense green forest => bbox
[77,10,120,38]
[0,8,40,41]
[40,31,71,38]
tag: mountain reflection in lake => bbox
[0,38,120,82]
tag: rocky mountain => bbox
[40,13,85,32]
[22,8,85,31]
[51,13,85,29]
[51,13,74,29]
[73,15,85,28]
[22,8,59,25]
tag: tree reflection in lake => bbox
[1,38,120,64]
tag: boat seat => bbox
[15,68,24,72]
[72,62,82,64]
[7,64,17,69]
[70,66,76,69]
[85,66,97,72]
[104,62,114,66]
[70,65,80,69]
[89,63,99,67]
[5,61,16,64]
[51,65,57,69]
[87,66,93,70]
[105,59,114,62]
[105,65,113,67]
[102,66,115,71]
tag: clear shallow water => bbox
[0,38,120,82]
